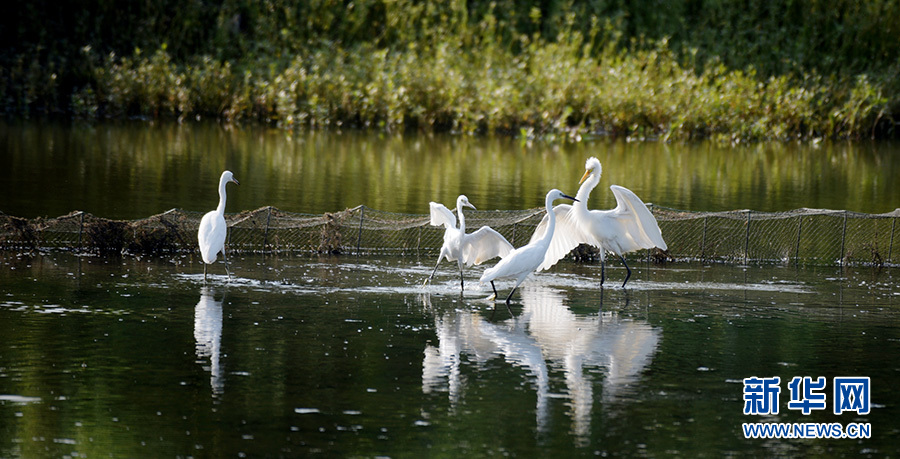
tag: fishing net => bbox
[1,205,898,267]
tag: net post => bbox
[744,210,751,264]
[356,206,365,256]
[227,213,233,246]
[416,224,422,258]
[78,211,84,248]
[840,211,848,266]
[263,207,272,250]
[794,214,803,265]
[647,204,653,265]
[888,216,895,265]
[701,216,708,261]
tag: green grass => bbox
[3,0,899,141]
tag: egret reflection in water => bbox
[194,287,225,396]
[422,285,660,444]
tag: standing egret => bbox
[424,195,514,292]
[480,189,578,303]
[198,170,239,280]
[532,157,666,287]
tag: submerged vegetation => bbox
[3,0,899,141]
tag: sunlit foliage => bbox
[2,0,898,140]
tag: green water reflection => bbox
[2,121,899,220]
[1,253,897,456]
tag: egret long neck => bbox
[215,177,228,215]
[538,194,557,246]
[456,202,466,232]
[575,172,599,210]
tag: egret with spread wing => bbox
[198,170,240,281]
[532,157,666,287]
[480,189,578,303]
[424,195,514,292]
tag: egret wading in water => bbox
[424,195,514,292]
[480,189,578,304]
[532,157,667,287]
[198,170,240,281]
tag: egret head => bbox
[547,188,579,203]
[222,170,240,186]
[458,195,476,210]
[580,157,602,185]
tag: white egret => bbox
[532,157,667,287]
[198,170,239,280]
[424,195,514,291]
[480,189,578,303]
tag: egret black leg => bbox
[204,263,208,282]
[424,258,442,286]
[504,286,518,304]
[620,255,631,288]
[459,266,465,292]
[490,281,498,299]
[600,259,606,287]
[224,249,231,279]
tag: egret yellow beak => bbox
[579,169,591,185]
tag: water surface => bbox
[3,121,899,220]
[1,121,898,456]
[1,253,897,456]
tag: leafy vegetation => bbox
[3,0,898,141]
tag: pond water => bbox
[2,120,899,220]
[1,253,898,457]
[1,121,899,456]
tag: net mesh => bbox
[1,205,898,267]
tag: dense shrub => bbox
[3,0,898,140]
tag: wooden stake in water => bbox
[840,211,848,266]
[889,216,896,264]
[263,207,272,248]
[701,216,708,261]
[356,206,365,257]
[744,210,751,264]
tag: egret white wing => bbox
[530,204,601,271]
[609,185,667,251]
[198,211,227,264]
[429,202,456,229]
[462,226,514,266]
[479,243,537,283]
